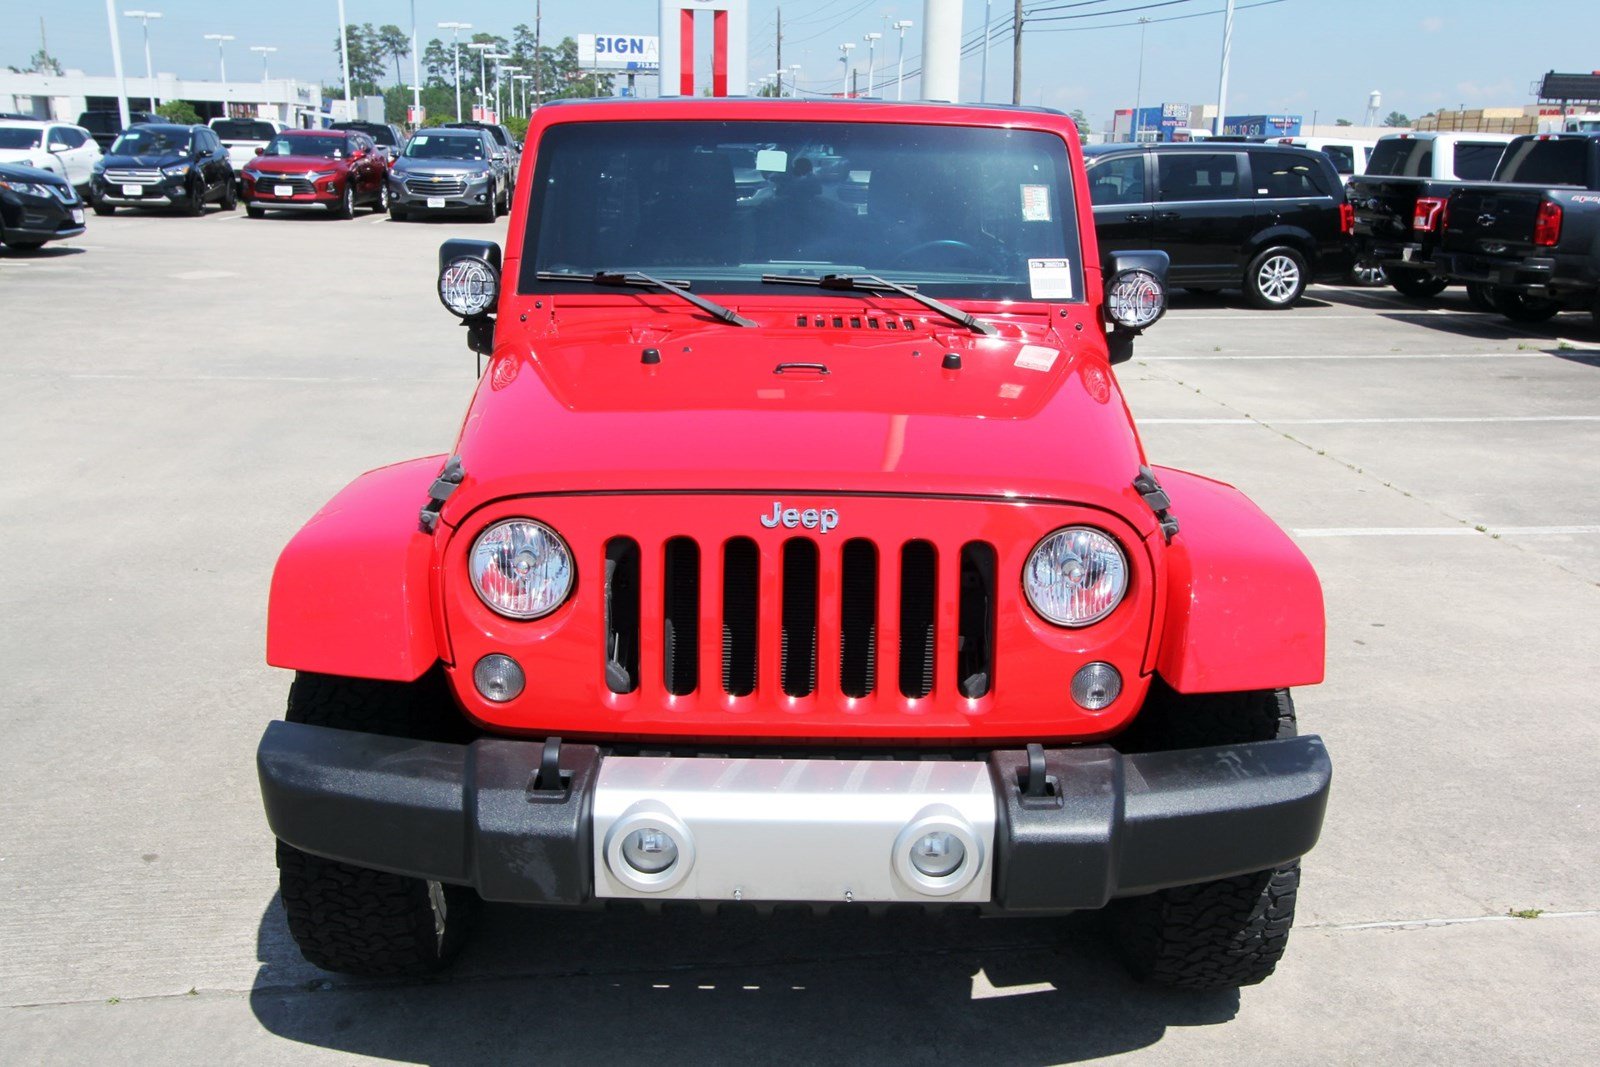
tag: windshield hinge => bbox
[419,455,464,533]
[1133,465,1180,543]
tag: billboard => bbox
[578,34,661,70]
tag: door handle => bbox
[1124,213,1150,223]
[1157,211,1180,221]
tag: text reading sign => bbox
[577,34,661,71]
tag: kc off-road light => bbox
[1023,527,1128,627]
[1105,267,1167,329]
[473,653,525,702]
[468,519,574,619]
[438,252,500,318]
[1071,662,1122,711]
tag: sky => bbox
[8,0,1600,128]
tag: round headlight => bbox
[438,254,499,318]
[1023,527,1127,627]
[1106,268,1166,330]
[468,519,573,619]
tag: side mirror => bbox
[254,146,265,155]
[49,142,69,153]
[1102,250,1170,366]
[438,238,503,355]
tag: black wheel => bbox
[1347,262,1387,287]
[220,179,237,211]
[1107,685,1303,989]
[336,183,355,219]
[92,198,116,216]
[390,205,408,222]
[1388,268,1448,299]
[185,179,205,216]
[1491,287,1562,324]
[1243,246,1307,309]
[1465,281,1497,313]
[275,671,477,977]
[480,195,497,223]
[4,238,46,251]
[376,181,391,215]
[246,203,265,219]
[496,182,509,217]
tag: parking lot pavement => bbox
[2,216,1597,1063]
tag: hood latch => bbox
[419,455,464,533]
[1133,465,1180,543]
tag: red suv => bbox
[242,129,389,218]
[259,99,1331,991]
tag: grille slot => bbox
[898,541,938,699]
[780,540,819,697]
[662,537,700,695]
[839,539,878,698]
[104,168,161,185]
[957,543,997,699]
[258,176,314,195]
[721,538,759,696]
[604,538,640,694]
[405,175,468,196]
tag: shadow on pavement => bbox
[249,894,1238,1065]
[0,243,87,258]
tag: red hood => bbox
[439,302,1153,533]
[245,155,351,174]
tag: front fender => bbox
[267,456,447,682]
[1153,467,1324,693]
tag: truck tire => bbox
[1243,247,1307,309]
[1490,287,1561,324]
[1388,269,1448,299]
[1465,281,1497,313]
[275,670,477,977]
[1107,684,1303,989]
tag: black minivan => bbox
[1084,142,1353,308]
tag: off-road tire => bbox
[1243,246,1307,309]
[1388,268,1448,299]
[276,670,477,977]
[1491,287,1561,324]
[1107,683,1302,989]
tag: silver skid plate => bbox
[591,756,997,904]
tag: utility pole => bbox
[775,8,782,98]
[1214,0,1236,136]
[409,0,421,119]
[534,0,542,107]
[337,0,351,101]
[1011,0,1023,106]
[1133,17,1149,142]
[980,0,990,103]
[893,20,913,101]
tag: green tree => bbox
[155,100,201,124]
[333,23,385,95]
[1383,110,1410,127]
[1334,117,1353,127]
[7,48,63,75]
[422,37,453,89]
[376,24,410,88]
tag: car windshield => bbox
[1365,138,1434,177]
[0,128,44,149]
[264,135,344,158]
[110,128,189,156]
[213,120,277,141]
[1495,138,1591,185]
[405,134,486,160]
[521,119,1082,301]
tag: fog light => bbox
[473,653,525,702]
[621,828,679,874]
[1071,662,1121,710]
[909,831,966,878]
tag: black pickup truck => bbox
[1435,133,1600,324]
[1346,133,1511,300]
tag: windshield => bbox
[0,128,44,149]
[520,119,1081,301]
[110,128,189,156]
[1495,138,1591,185]
[264,135,345,159]
[212,120,277,141]
[404,133,487,160]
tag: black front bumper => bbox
[1,190,86,243]
[259,721,1331,912]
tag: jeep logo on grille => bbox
[761,502,840,533]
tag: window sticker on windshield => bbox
[414,135,429,145]
[1021,184,1052,221]
[1014,345,1058,372]
[1027,258,1075,300]
[755,148,788,172]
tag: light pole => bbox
[469,43,492,118]
[1132,17,1150,142]
[123,10,162,113]
[862,32,881,99]
[788,64,800,98]
[515,74,532,113]
[250,45,276,82]
[104,0,130,130]
[486,53,510,121]
[408,0,421,121]
[981,0,991,102]
[204,33,234,112]
[838,42,854,97]
[892,20,912,101]
[438,21,472,122]
[499,65,521,117]
[336,0,351,101]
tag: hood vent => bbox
[792,313,918,332]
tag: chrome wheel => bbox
[1256,254,1301,304]
[378,182,390,213]
[1350,262,1386,286]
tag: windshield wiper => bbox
[536,270,756,328]
[761,273,998,336]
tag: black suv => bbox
[328,121,405,164]
[1085,142,1353,308]
[90,124,235,216]
[442,121,519,182]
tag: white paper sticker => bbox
[1027,258,1075,300]
[1014,345,1059,372]
[414,135,429,145]
[755,148,789,173]
[1020,184,1051,221]
[999,383,1025,399]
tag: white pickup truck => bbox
[209,117,286,189]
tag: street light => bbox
[1132,17,1150,142]
[438,21,472,122]
[788,64,801,98]
[499,65,521,118]
[469,42,492,117]
[204,33,235,111]
[514,74,532,114]
[123,10,162,113]
[838,42,855,98]
[862,32,881,99]
[891,20,913,102]
[250,45,277,82]
[486,53,511,120]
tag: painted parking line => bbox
[1143,415,1600,425]
[1293,526,1600,538]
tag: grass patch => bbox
[1507,907,1543,919]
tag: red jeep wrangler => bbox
[259,99,1330,990]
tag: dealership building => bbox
[0,69,325,127]
[1108,103,1307,142]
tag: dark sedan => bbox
[0,162,85,250]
